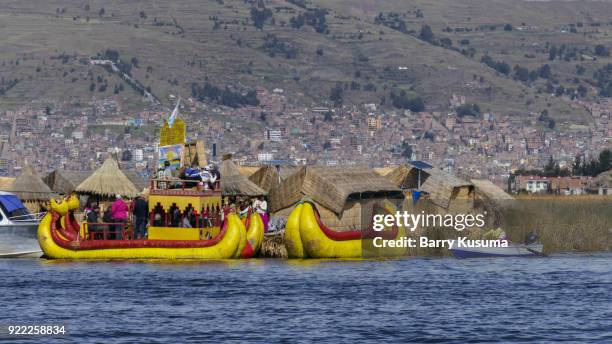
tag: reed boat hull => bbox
[241,212,265,258]
[286,202,407,259]
[284,203,305,258]
[38,212,244,260]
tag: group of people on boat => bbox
[152,203,220,230]
[224,196,270,231]
[81,192,271,240]
[155,161,221,190]
[84,193,149,240]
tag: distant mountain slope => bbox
[0,0,610,124]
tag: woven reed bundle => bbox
[260,234,287,258]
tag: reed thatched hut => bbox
[248,165,303,193]
[248,165,281,193]
[236,166,260,177]
[0,177,15,191]
[45,169,147,195]
[8,165,56,201]
[270,166,403,231]
[44,169,89,195]
[7,165,56,213]
[75,158,139,198]
[471,179,514,206]
[384,161,474,211]
[220,155,267,196]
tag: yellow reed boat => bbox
[37,106,269,260]
[37,190,255,259]
[285,201,407,259]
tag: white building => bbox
[258,153,274,162]
[133,149,144,162]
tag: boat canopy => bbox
[0,192,27,213]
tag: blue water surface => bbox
[1,253,611,343]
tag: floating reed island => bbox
[1,157,610,258]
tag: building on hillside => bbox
[513,175,593,195]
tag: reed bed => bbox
[500,198,611,253]
[398,196,611,255]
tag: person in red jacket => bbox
[111,194,129,240]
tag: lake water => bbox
[1,253,611,343]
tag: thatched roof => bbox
[220,156,267,196]
[45,168,147,195]
[593,168,612,187]
[471,179,514,204]
[0,177,15,190]
[237,166,260,177]
[373,166,396,177]
[248,165,281,192]
[270,166,403,214]
[75,158,139,197]
[384,163,473,209]
[8,165,56,201]
[44,170,89,195]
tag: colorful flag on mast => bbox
[168,98,180,128]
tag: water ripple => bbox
[0,253,611,343]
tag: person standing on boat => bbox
[131,194,148,239]
[157,161,174,189]
[87,205,101,239]
[253,196,269,232]
[111,195,129,240]
[102,206,114,239]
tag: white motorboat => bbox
[0,191,44,258]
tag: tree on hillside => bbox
[323,111,333,122]
[538,64,552,79]
[251,7,273,30]
[572,149,612,176]
[456,103,481,117]
[329,83,343,107]
[290,13,305,29]
[599,149,611,172]
[572,155,583,175]
[439,37,452,48]
[390,90,425,112]
[548,45,557,61]
[400,140,412,159]
[419,24,434,43]
[594,44,610,57]
[514,65,530,82]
